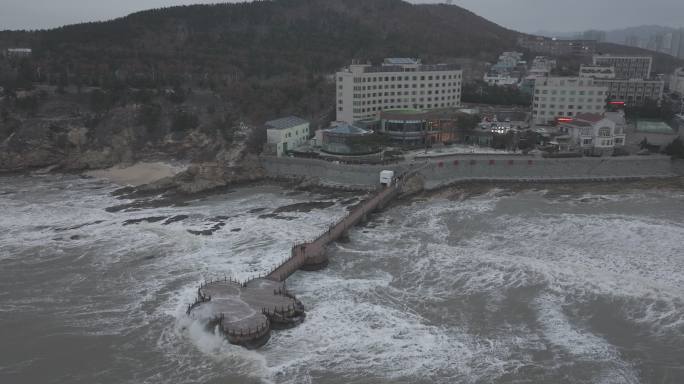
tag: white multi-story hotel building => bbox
[532,77,609,124]
[336,58,462,124]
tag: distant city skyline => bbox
[0,0,682,33]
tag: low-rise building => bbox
[378,108,471,146]
[558,112,626,156]
[264,116,310,157]
[532,77,609,124]
[320,123,379,156]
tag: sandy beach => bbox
[84,162,187,186]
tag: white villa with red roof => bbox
[557,112,627,156]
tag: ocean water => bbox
[0,174,683,383]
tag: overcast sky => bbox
[0,0,682,33]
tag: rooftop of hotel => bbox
[343,58,460,73]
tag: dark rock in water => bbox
[144,255,156,260]
[55,220,105,231]
[106,198,188,213]
[187,222,226,236]
[209,215,231,221]
[163,215,188,225]
[187,229,214,236]
[231,228,242,232]
[248,208,267,214]
[70,235,82,240]
[123,216,168,226]
[273,201,335,213]
[258,213,296,221]
[111,186,136,197]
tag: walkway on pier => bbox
[265,175,408,282]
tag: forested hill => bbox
[1,0,517,82]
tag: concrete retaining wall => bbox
[261,156,411,189]
[419,155,674,189]
[260,155,676,190]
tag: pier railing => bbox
[265,169,417,282]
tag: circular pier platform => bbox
[188,278,305,349]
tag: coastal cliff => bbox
[0,85,264,191]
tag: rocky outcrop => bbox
[136,122,266,194]
[0,88,260,191]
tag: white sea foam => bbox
[3,175,683,383]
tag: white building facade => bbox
[559,112,626,156]
[5,48,32,57]
[265,116,310,157]
[579,65,617,79]
[336,58,462,124]
[580,64,664,106]
[483,73,518,86]
[670,67,684,95]
[532,77,609,124]
[592,54,653,79]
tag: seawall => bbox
[260,155,676,190]
[261,156,411,190]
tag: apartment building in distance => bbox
[336,58,462,124]
[4,48,32,58]
[517,36,597,56]
[532,77,608,124]
[592,54,652,80]
[580,59,664,106]
[670,67,684,95]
